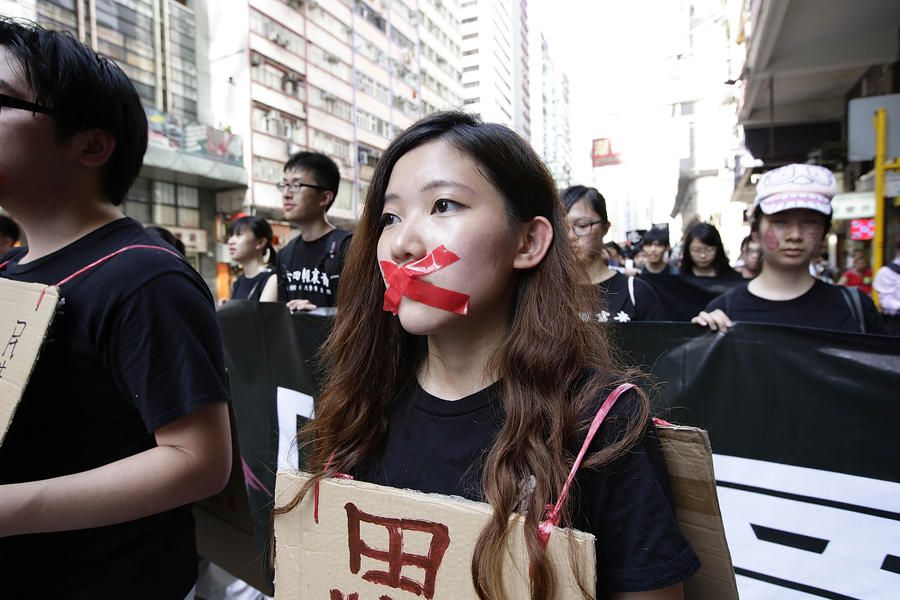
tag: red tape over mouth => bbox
[379,245,470,316]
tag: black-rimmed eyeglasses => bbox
[0,93,54,115]
[275,181,329,193]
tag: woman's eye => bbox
[379,213,400,227]
[433,199,460,214]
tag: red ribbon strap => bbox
[379,245,470,316]
[537,382,636,548]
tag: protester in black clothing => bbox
[641,226,678,275]
[279,112,698,599]
[563,185,665,322]
[0,19,231,598]
[226,215,278,302]
[681,222,741,279]
[276,151,351,312]
[694,163,885,334]
[0,214,20,253]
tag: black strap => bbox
[888,262,900,275]
[838,286,866,334]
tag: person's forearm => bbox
[0,404,231,537]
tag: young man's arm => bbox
[0,401,231,536]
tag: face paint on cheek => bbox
[379,245,470,316]
[762,229,779,252]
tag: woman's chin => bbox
[396,301,460,337]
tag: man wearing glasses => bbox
[276,151,352,312]
[0,19,231,597]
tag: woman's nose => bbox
[388,217,428,265]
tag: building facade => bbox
[206,0,464,226]
[459,0,529,137]
[3,0,249,291]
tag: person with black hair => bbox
[0,213,20,253]
[226,215,278,301]
[693,164,884,334]
[0,19,231,597]
[563,185,665,322]
[145,224,187,256]
[640,227,678,275]
[680,222,741,279]
[737,235,762,279]
[277,151,352,312]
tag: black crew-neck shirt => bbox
[277,228,351,307]
[0,217,229,598]
[356,381,700,597]
[595,271,666,322]
[706,279,885,334]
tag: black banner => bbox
[211,302,900,598]
[639,273,745,321]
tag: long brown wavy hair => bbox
[276,112,649,599]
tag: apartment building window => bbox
[390,58,419,87]
[251,55,304,99]
[308,44,352,81]
[421,13,460,56]
[252,104,306,145]
[250,10,304,55]
[125,180,205,235]
[463,49,479,56]
[389,26,414,52]
[310,129,351,165]
[355,108,391,139]
[167,0,199,120]
[308,4,352,44]
[354,70,391,106]
[357,144,381,181]
[354,0,386,33]
[309,87,353,121]
[461,17,477,24]
[253,156,285,184]
[353,33,389,68]
[93,0,158,107]
[37,0,78,35]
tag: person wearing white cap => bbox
[692,164,884,334]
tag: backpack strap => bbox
[627,275,636,308]
[888,262,900,275]
[31,244,184,309]
[537,382,636,548]
[839,286,866,334]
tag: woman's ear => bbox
[513,216,553,270]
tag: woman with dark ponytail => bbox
[226,215,278,301]
[277,112,698,599]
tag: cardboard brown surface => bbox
[658,425,739,600]
[274,472,596,599]
[0,279,59,447]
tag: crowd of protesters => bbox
[1,17,897,600]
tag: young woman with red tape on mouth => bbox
[277,112,698,600]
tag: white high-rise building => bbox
[460,0,530,138]
[535,34,571,189]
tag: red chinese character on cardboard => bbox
[344,502,451,599]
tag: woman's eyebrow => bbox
[420,179,475,194]
[384,179,475,203]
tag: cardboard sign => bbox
[657,425,739,599]
[0,279,59,446]
[274,472,596,599]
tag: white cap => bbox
[752,164,836,216]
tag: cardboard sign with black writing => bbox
[0,279,59,446]
[274,472,596,599]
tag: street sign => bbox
[848,94,900,161]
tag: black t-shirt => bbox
[231,267,276,300]
[356,381,700,597]
[595,272,666,322]
[277,228,351,307]
[0,218,229,598]
[706,279,885,334]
